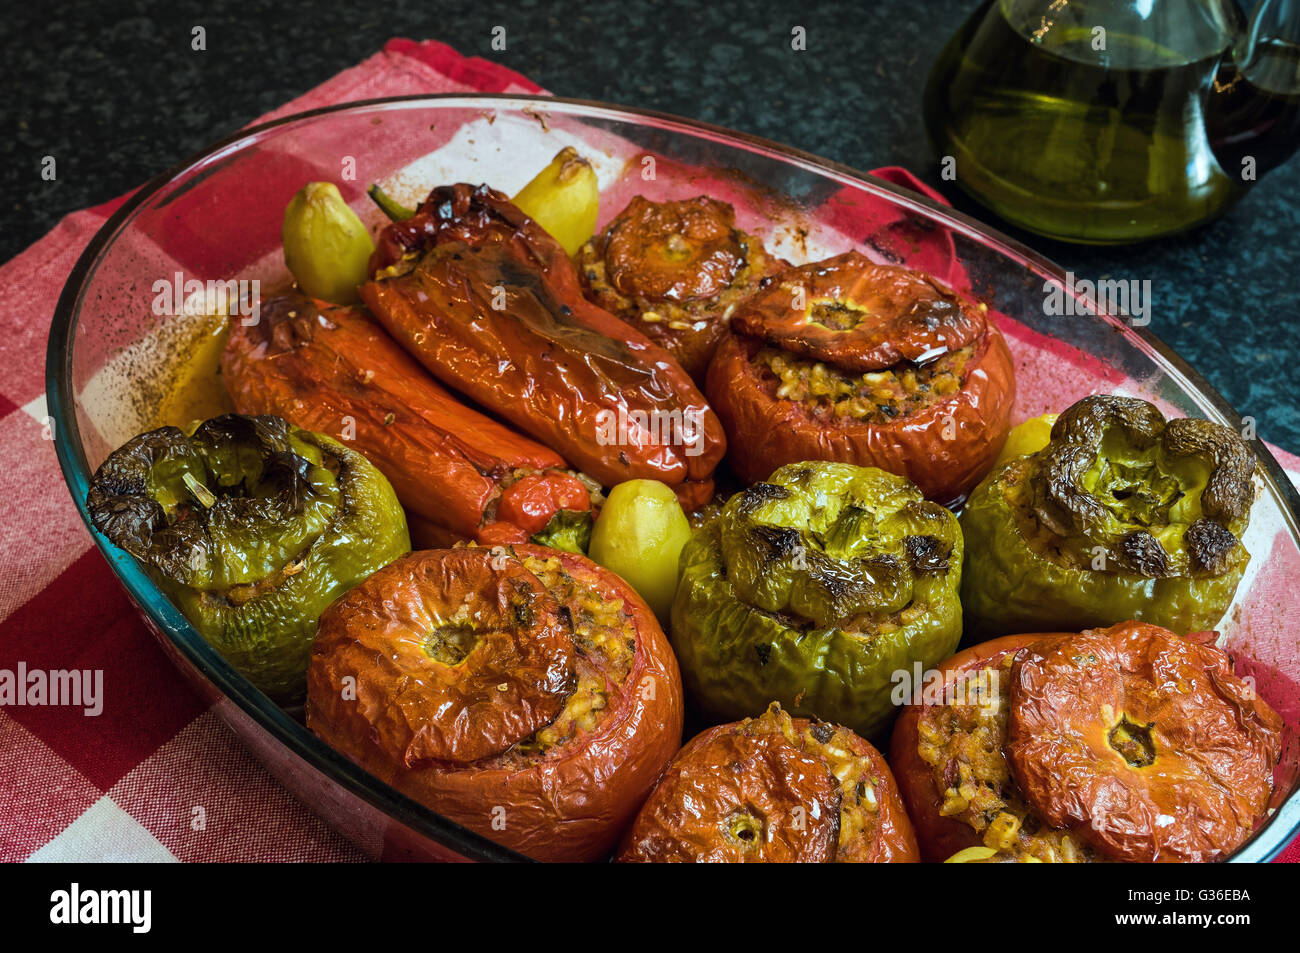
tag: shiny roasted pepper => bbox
[222,294,589,547]
[671,461,964,739]
[361,182,725,507]
[86,414,410,700]
[960,395,1256,635]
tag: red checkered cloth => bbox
[2,38,1297,864]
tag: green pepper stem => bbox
[182,471,217,508]
[367,184,416,222]
[531,509,592,555]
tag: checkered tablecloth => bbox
[0,38,543,864]
[2,38,1296,863]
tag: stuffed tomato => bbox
[960,395,1256,635]
[306,545,683,862]
[1004,621,1282,863]
[888,633,1086,863]
[619,703,917,862]
[890,622,1283,863]
[671,461,963,739]
[706,251,1014,503]
[577,195,783,382]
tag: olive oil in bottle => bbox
[924,0,1253,243]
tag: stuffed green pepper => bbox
[960,395,1255,635]
[671,461,963,738]
[87,414,410,700]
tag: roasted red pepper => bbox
[361,183,725,503]
[222,293,589,546]
[496,472,591,535]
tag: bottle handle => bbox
[1235,0,1300,87]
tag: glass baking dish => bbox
[46,94,1300,863]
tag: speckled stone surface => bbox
[3,0,1298,446]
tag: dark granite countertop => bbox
[4,0,1298,448]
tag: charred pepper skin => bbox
[86,414,410,700]
[670,461,963,739]
[960,395,1256,635]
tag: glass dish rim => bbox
[45,92,1300,864]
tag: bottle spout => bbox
[1206,0,1300,181]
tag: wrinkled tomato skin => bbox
[577,196,785,382]
[1005,621,1284,863]
[311,549,576,766]
[729,252,984,372]
[602,196,745,303]
[888,634,1067,863]
[706,322,1015,504]
[621,717,841,863]
[307,545,683,862]
[620,713,918,863]
[836,722,919,863]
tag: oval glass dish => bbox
[47,94,1300,863]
